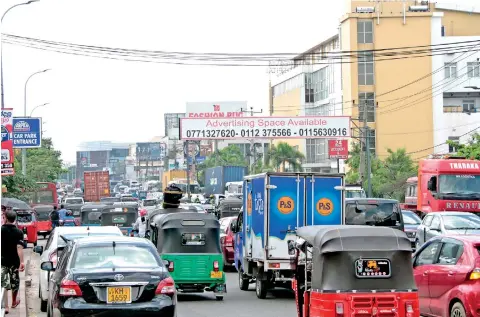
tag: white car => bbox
[33,226,123,312]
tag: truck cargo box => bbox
[205,166,248,195]
[84,171,110,202]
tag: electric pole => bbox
[240,107,263,173]
[361,100,373,197]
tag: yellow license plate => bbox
[107,287,131,304]
[210,271,223,279]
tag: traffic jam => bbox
[1,155,478,317]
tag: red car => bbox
[412,234,480,317]
[219,216,237,269]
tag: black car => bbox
[40,236,176,317]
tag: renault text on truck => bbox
[405,156,480,216]
[231,172,344,299]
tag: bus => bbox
[26,182,59,208]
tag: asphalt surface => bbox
[26,237,296,317]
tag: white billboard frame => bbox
[179,116,351,140]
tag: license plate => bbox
[107,287,131,304]
[210,271,223,279]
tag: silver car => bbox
[415,211,480,249]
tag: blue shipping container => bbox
[204,166,248,195]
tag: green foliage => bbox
[447,132,480,160]
[197,145,248,185]
[346,144,417,201]
[268,142,304,172]
[3,138,64,200]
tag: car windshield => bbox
[72,245,159,269]
[58,232,121,247]
[443,215,480,230]
[66,198,83,204]
[439,175,480,195]
[34,191,55,204]
[143,200,156,206]
[402,211,421,225]
[345,190,366,198]
[345,202,399,226]
[17,214,33,223]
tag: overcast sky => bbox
[1,0,477,164]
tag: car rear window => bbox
[181,233,205,246]
[72,245,159,269]
[345,202,400,226]
[66,199,83,204]
[58,232,122,247]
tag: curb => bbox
[24,260,32,317]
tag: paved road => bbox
[26,238,296,317]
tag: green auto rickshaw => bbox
[148,211,226,300]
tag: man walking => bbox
[58,204,67,223]
[50,206,60,229]
[1,210,25,313]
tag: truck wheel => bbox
[255,279,268,299]
[450,302,466,317]
[238,270,249,291]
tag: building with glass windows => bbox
[270,0,480,170]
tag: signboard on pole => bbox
[185,101,246,118]
[180,116,351,140]
[328,139,349,159]
[12,117,42,148]
[1,109,15,175]
[136,142,166,162]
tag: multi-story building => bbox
[340,0,480,160]
[269,35,343,172]
[270,0,480,168]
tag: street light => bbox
[465,86,480,90]
[1,0,40,109]
[22,68,50,175]
[29,102,49,116]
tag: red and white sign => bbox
[185,101,246,118]
[328,139,349,159]
[1,109,15,176]
[180,116,351,140]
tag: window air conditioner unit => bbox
[409,5,429,12]
[356,6,375,13]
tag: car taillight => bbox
[335,302,344,316]
[49,251,58,266]
[225,236,233,247]
[406,302,414,317]
[469,268,480,280]
[213,260,219,272]
[155,277,175,296]
[168,261,174,272]
[59,279,82,296]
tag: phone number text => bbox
[183,128,348,139]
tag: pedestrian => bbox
[58,204,67,222]
[133,209,148,238]
[1,210,25,314]
[50,206,60,229]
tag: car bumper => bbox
[222,247,235,264]
[59,296,176,317]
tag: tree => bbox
[447,132,480,160]
[268,142,304,172]
[346,144,417,200]
[3,138,65,199]
[196,145,248,185]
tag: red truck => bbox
[402,156,480,217]
[84,171,111,202]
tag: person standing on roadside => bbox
[50,205,60,229]
[1,210,25,313]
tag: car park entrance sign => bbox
[180,116,351,140]
[13,117,42,148]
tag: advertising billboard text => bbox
[1,109,14,175]
[136,142,166,162]
[185,101,246,118]
[328,139,349,159]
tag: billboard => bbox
[13,117,42,148]
[180,116,351,140]
[328,139,349,159]
[136,142,166,162]
[164,113,185,140]
[185,101,246,118]
[1,109,14,175]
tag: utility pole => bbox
[361,100,372,197]
[241,107,263,173]
[185,140,191,200]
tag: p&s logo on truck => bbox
[277,196,295,214]
[316,198,334,216]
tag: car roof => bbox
[442,234,480,244]
[72,235,151,246]
[345,198,398,203]
[435,211,477,216]
[54,226,122,235]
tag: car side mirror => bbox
[220,236,226,244]
[427,177,437,192]
[162,259,169,267]
[392,212,398,222]
[34,245,44,255]
[40,261,55,271]
[230,222,236,233]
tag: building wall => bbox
[271,87,303,150]
[438,6,480,37]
